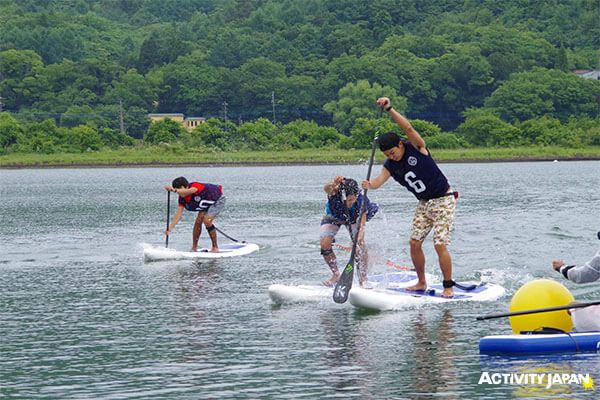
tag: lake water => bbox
[1,161,599,399]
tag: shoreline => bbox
[2,156,599,169]
[2,146,600,169]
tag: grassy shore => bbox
[1,146,600,168]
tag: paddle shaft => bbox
[476,300,600,320]
[333,134,379,303]
[348,141,376,266]
[354,106,384,253]
[165,191,171,248]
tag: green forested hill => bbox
[0,0,598,157]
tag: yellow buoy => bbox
[509,279,574,334]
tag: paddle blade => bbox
[333,261,354,303]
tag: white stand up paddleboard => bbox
[142,242,259,261]
[268,272,434,305]
[349,281,506,311]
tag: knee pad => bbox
[206,225,216,232]
[320,248,333,256]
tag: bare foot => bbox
[405,283,427,292]
[442,287,454,298]
[359,280,372,289]
[210,247,219,253]
[191,247,198,252]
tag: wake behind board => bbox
[349,281,506,311]
[479,332,600,355]
[142,242,259,262]
[268,272,433,305]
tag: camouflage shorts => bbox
[410,194,456,245]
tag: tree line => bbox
[0,0,598,154]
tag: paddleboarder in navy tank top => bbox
[164,176,226,253]
[362,97,458,297]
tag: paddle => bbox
[165,190,171,248]
[476,300,600,321]
[333,134,380,304]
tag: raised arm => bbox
[324,175,345,196]
[377,97,427,154]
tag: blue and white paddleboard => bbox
[349,281,506,311]
[268,272,432,305]
[142,242,259,261]
[479,332,600,355]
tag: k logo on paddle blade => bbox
[333,284,348,303]
[333,262,354,303]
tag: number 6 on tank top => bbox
[404,171,426,193]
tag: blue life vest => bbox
[324,192,378,225]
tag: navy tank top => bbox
[383,140,449,200]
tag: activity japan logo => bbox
[478,372,594,390]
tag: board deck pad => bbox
[349,281,506,311]
[386,282,489,299]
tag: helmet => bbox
[340,178,359,197]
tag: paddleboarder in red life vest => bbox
[362,97,458,297]
[164,176,226,253]
[552,232,600,331]
[320,176,379,287]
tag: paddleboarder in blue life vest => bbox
[362,97,458,297]
[552,235,600,331]
[320,176,379,287]
[164,176,226,253]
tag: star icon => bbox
[582,376,594,390]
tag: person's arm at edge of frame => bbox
[553,250,600,284]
